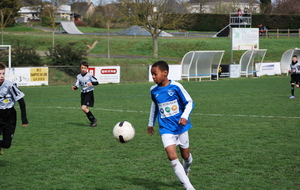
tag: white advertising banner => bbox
[229,64,241,78]
[88,66,120,84]
[148,65,182,82]
[255,62,281,77]
[232,28,259,50]
[5,67,48,86]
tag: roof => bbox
[18,0,37,6]
[71,2,94,16]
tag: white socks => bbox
[170,158,195,190]
[183,153,193,174]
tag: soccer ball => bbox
[113,121,135,143]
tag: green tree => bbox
[46,42,88,77]
[0,0,21,26]
[0,0,21,44]
[41,0,69,49]
[12,40,42,66]
[260,0,272,13]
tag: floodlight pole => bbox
[230,28,233,64]
[8,45,11,69]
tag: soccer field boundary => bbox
[26,106,300,119]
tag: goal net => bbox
[181,51,225,81]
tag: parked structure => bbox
[17,0,95,23]
[187,0,261,14]
[17,5,41,23]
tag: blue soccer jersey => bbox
[148,80,194,135]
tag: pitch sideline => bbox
[25,106,300,119]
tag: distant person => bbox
[263,26,267,35]
[147,61,195,190]
[237,8,243,23]
[289,55,300,98]
[258,24,266,36]
[0,62,28,155]
[72,61,99,127]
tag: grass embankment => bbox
[2,24,299,65]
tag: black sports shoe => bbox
[89,119,97,127]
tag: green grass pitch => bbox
[0,76,299,189]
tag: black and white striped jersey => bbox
[290,61,300,74]
[0,80,25,109]
[74,72,98,93]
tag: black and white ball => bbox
[113,121,135,143]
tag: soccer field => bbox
[0,76,299,190]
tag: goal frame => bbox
[0,45,11,69]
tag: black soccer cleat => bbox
[89,119,97,127]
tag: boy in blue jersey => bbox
[0,63,28,155]
[147,61,195,190]
[72,61,99,127]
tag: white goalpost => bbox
[0,45,12,81]
[0,45,11,69]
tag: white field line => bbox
[27,106,300,119]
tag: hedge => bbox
[181,14,300,31]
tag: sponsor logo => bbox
[165,107,170,112]
[88,68,95,76]
[101,69,117,74]
[3,99,10,104]
[158,99,179,118]
[171,105,178,111]
[168,89,174,96]
[160,108,164,114]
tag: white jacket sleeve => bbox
[181,99,194,120]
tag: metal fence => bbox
[49,65,150,85]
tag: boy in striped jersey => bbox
[0,63,28,155]
[147,61,195,190]
[289,55,300,98]
[72,61,99,127]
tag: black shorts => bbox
[81,91,94,107]
[290,74,300,84]
[0,107,17,148]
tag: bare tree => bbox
[118,0,188,58]
[272,0,300,14]
[41,0,69,49]
[97,0,121,58]
[259,0,272,14]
